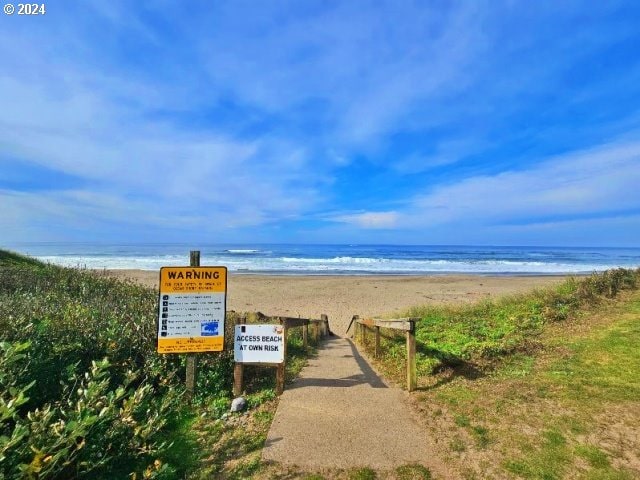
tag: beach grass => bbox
[1,251,187,478]
[4,249,638,479]
[0,249,318,479]
[427,291,640,479]
[355,268,640,478]
[359,268,640,385]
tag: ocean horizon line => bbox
[6,241,640,249]
[5,243,639,276]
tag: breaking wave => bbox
[36,254,619,275]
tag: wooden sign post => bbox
[185,250,199,397]
[156,251,227,399]
[233,316,245,397]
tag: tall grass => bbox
[360,268,640,384]
[0,249,321,479]
[0,253,192,478]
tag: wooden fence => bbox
[351,315,419,392]
[233,314,330,396]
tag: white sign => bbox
[234,324,285,364]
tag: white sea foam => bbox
[37,255,185,271]
[35,254,620,274]
[280,256,384,264]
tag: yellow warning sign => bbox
[160,267,226,293]
[157,266,227,354]
[157,336,224,353]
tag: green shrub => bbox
[0,250,307,477]
[0,256,194,478]
[1,348,179,479]
[366,269,640,383]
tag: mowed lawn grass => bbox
[414,291,640,479]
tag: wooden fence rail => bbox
[351,315,419,392]
[233,314,330,397]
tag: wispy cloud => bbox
[331,211,399,229]
[400,140,640,228]
[1,1,640,245]
[392,137,489,174]
[0,4,329,241]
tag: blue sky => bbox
[1,1,640,246]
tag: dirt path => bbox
[262,336,451,475]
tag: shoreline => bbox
[98,269,584,277]
[103,269,570,333]
[128,271,581,277]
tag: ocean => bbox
[5,243,640,275]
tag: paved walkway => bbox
[262,336,434,470]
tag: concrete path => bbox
[262,336,434,470]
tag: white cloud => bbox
[0,185,299,243]
[401,140,640,227]
[331,211,399,229]
[2,2,640,245]
[0,19,328,241]
[392,137,489,174]
[184,1,490,148]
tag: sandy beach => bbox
[105,270,568,333]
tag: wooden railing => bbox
[233,314,330,396]
[272,314,330,349]
[351,315,419,392]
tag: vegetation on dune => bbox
[361,268,640,383]
[0,255,184,479]
[0,250,43,267]
[3,248,638,479]
[356,267,640,477]
[0,250,316,479]
[418,289,640,479]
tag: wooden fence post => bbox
[303,321,308,348]
[276,363,285,396]
[185,250,200,399]
[351,316,417,391]
[406,320,417,392]
[321,314,328,338]
[233,315,245,397]
[280,318,288,359]
[362,323,368,347]
[349,315,359,341]
[276,318,288,395]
